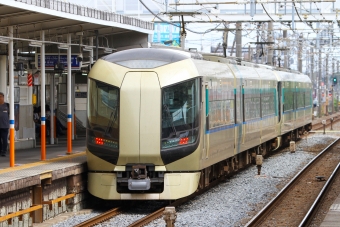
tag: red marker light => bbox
[95,137,104,145]
[179,137,189,145]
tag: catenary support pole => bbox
[298,33,303,73]
[67,33,72,154]
[8,26,15,167]
[267,22,273,65]
[318,49,322,118]
[40,30,46,160]
[236,22,242,59]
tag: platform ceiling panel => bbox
[0,0,153,46]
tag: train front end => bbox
[86,48,202,200]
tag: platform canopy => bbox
[0,0,154,49]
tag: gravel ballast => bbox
[50,134,337,227]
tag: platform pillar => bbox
[67,33,72,154]
[0,55,6,95]
[41,30,46,160]
[50,73,55,145]
[8,26,15,167]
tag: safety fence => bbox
[13,0,154,30]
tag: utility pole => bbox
[298,33,303,73]
[332,58,335,114]
[256,23,261,64]
[223,31,228,57]
[326,54,329,115]
[283,30,288,69]
[180,15,186,50]
[318,49,322,117]
[311,46,314,88]
[267,22,273,65]
[236,22,242,59]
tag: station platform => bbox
[0,136,87,193]
[320,195,340,227]
[0,136,86,170]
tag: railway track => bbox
[74,207,122,227]
[311,115,340,132]
[74,117,340,227]
[75,174,226,227]
[299,161,340,226]
[245,138,340,227]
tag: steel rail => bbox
[299,162,340,227]
[128,175,227,227]
[128,207,165,227]
[244,138,340,227]
[74,207,122,227]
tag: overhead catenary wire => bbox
[261,4,276,22]
[139,0,223,35]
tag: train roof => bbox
[101,48,191,68]
[275,71,311,83]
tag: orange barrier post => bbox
[41,124,46,160]
[9,127,15,167]
[67,117,72,154]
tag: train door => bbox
[277,82,281,123]
[203,82,210,159]
[234,84,243,154]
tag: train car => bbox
[86,48,312,200]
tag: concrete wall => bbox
[0,168,88,227]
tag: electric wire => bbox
[261,4,275,22]
[141,0,222,34]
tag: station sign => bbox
[35,53,80,70]
[153,22,181,46]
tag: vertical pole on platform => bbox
[0,56,6,95]
[67,33,72,154]
[50,73,54,145]
[8,26,15,167]
[89,37,94,68]
[40,30,46,160]
[72,74,75,140]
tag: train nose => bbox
[118,72,163,165]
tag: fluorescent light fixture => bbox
[83,46,92,52]
[103,48,112,54]
[29,41,43,47]
[0,37,9,44]
[58,44,69,50]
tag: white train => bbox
[86,48,312,200]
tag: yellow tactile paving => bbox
[0,151,86,174]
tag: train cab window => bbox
[87,79,119,147]
[161,79,199,149]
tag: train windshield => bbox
[87,79,119,141]
[161,79,199,149]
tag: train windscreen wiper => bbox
[105,107,118,137]
[163,104,177,137]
